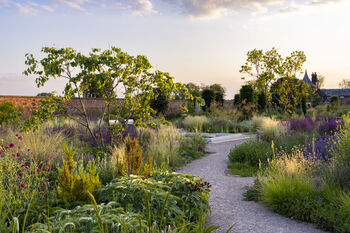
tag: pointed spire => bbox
[302,69,315,88]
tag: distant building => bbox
[302,70,350,103]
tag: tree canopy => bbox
[23,46,191,145]
[240,48,307,111]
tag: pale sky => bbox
[1,0,350,99]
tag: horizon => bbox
[1,0,350,99]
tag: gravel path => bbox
[178,139,327,233]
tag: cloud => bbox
[0,0,347,18]
[160,0,347,19]
[15,2,38,16]
[277,0,347,14]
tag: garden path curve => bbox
[177,138,327,233]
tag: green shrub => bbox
[274,132,310,154]
[201,88,215,112]
[228,139,272,167]
[57,145,101,204]
[228,162,259,177]
[330,95,340,111]
[124,137,143,175]
[180,133,207,161]
[260,175,318,221]
[0,101,22,126]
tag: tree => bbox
[233,94,241,106]
[339,79,350,88]
[239,84,257,118]
[201,88,215,112]
[23,47,191,145]
[37,92,54,97]
[150,88,169,116]
[82,75,114,98]
[240,48,306,112]
[271,77,312,115]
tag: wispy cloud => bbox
[0,0,347,17]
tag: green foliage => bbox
[201,89,215,112]
[228,139,272,167]
[228,162,259,177]
[22,96,66,133]
[240,48,306,112]
[23,46,192,146]
[239,85,257,118]
[257,92,267,112]
[271,77,312,115]
[0,134,53,229]
[257,117,288,142]
[180,133,207,161]
[233,94,240,106]
[4,128,67,166]
[142,126,182,169]
[57,145,101,203]
[96,173,211,230]
[124,137,143,175]
[150,88,169,116]
[330,95,340,111]
[37,92,54,97]
[0,101,22,126]
[182,116,209,132]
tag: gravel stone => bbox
[177,139,327,233]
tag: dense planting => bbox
[241,114,350,232]
[0,119,214,232]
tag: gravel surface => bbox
[177,139,327,233]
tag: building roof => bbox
[302,70,316,88]
[320,89,350,97]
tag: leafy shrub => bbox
[30,201,147,232]
[201,89,215,112]
[0,101,22,126]
[96,173,211,228]
[57,145,101,204]
[330,95,339,110]
[124,136,143,175]
[182,115,209,132]
[180,133,207,161]
[274,132,310,154]
[228,139,272,167]
[150,88,169,115]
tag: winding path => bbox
[178,138,327,233]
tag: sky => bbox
[1,0,350,99]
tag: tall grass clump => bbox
[142,126,182,168]
[251,116,265,132]
[2,129,66,166]
[182,116,209,132]
[258,117,288,141]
